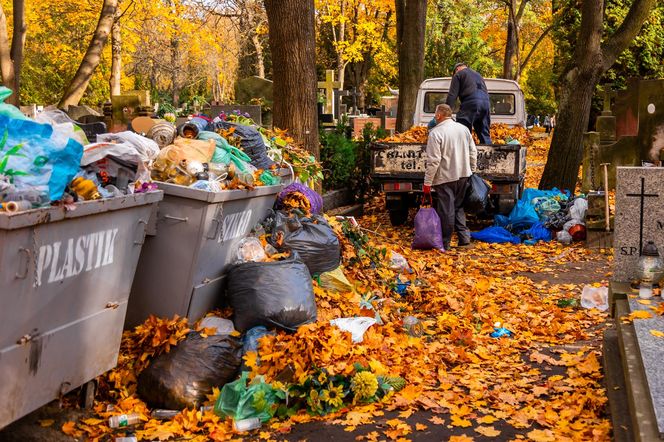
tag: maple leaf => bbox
[61,421,80,437]
[652,303,664,315]
[527,429,557,442]
[475,425,501,437]
[449,435,474,442]
[476,415,498,424]
[38,419,55,427]
[576,353,601,374]
[623,310,653,322]
[429,416,446,425]
[451,415,473,427]
[650,330,664,338]
[415,423,428,431]
[82,418,103,426]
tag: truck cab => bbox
[414,77,527,128]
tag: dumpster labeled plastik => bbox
[126,182,285,328]
[0,192,162,429]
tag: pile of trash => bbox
[0,87,158,214]
[472,188,588,245]
[378,123,532,145]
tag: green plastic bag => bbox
[198,131,251,165]
[259,170,280,186]
[0,87,28,120]
[214,372,285,423]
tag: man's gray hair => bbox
[435,104,452,117]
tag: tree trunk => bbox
[59,0,118,108]
[0,3,15,94]
[109,6,122,96]
[264,0,319,158]
[171,36,180,107]
[8,0,25,105]
[251,32,266,78]
[395,0,427,132]
[539,0,658,190]
[502,10,517,79]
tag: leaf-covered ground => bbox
[0,133,618,441]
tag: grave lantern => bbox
[637,241,664,299]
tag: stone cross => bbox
[333,89,350,120]
[600,84,617,116]
[613,167,664,281]
[376,105,390,130]
[317,70,341,115]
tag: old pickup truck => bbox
[370,142,526,225]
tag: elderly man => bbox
[422,104,477,249]
[446,62,492,144]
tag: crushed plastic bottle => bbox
[490,322,513,338]
[115,437,137,442]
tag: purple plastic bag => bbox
[412,207,445,250]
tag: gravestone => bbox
[110,91,151,132]
[582,79,664,191]
[613,167,664,282]
[234,76,273,106]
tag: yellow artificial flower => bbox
[320,383,345,409]
[351,371,379,400]
[317,371,328,384]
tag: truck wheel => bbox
[389,209,409,226]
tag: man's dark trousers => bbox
[456,92,492,144]
[433,177,470,248]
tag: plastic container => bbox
[403,316,423,337]
[126,178,287,327]
[233,417,261,432]
[0,192,162,430]
[109,413,141,429]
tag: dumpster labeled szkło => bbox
[127,114,306,327]
[0,87,163,429]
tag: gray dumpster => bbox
[126,182,285,328]
[0,191,163,429]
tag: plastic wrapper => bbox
[463,173,491,214]
[137,332,242,410]
[35,109,89,147]
[580,286,608,311]
[389,251,410,272]
[236,237,268,263]
[155,137,216,166]
[412,207,445,250]
[199,317,235,335]
[226,254,317,332]
[214,372,283,423]
[556,230,573,245]
[319,266,353,293]
[569,198,588,221]
[95,131,160,163]
[330,317,377,343]
[270,211,341,275]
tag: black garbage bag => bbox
[226,254,317,332]
[463,173,491,214]
[137,332,242,410]
[212,121,275,169]
[270,211,340,275]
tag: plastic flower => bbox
[307,389,322,412]
[320,383,345,409]
[351,371,379,400]
[317,371,328,385]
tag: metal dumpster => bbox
[0,191,163,429]
[126,182,285,328]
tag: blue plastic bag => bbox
[412,206,445,250]
[495,200,539,233]
[521,222,552,243]
[471,226,521,244]
[0,113,83,202]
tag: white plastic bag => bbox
[95,131,160,163]
[330,317,377,343]
[235,237,267,263]
[580,286,608,311]
[199,317,236,335]
[569,198,588,222]
[389,251,410,272]
[556,230,573,245]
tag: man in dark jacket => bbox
[445,63,492,144]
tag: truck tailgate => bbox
[370,142,526,181]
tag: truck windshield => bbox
[424,92,516,116]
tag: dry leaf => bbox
[475,425,501,437]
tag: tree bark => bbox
[395,0,427,132]
[0,3,15,95]
[264,0,319,158]
[539,0,658,190]
[251,32,265,78]
[109,5,122,96]
[502,10,517,79]
[59,0,118,108]
[8,0,25,105]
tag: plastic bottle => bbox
[233,417,261,432]
[403,316,423,337]
[151,409,179,420]
[639,282,654,299]
[108,413,141,429]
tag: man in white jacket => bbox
[422,104,478,249]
